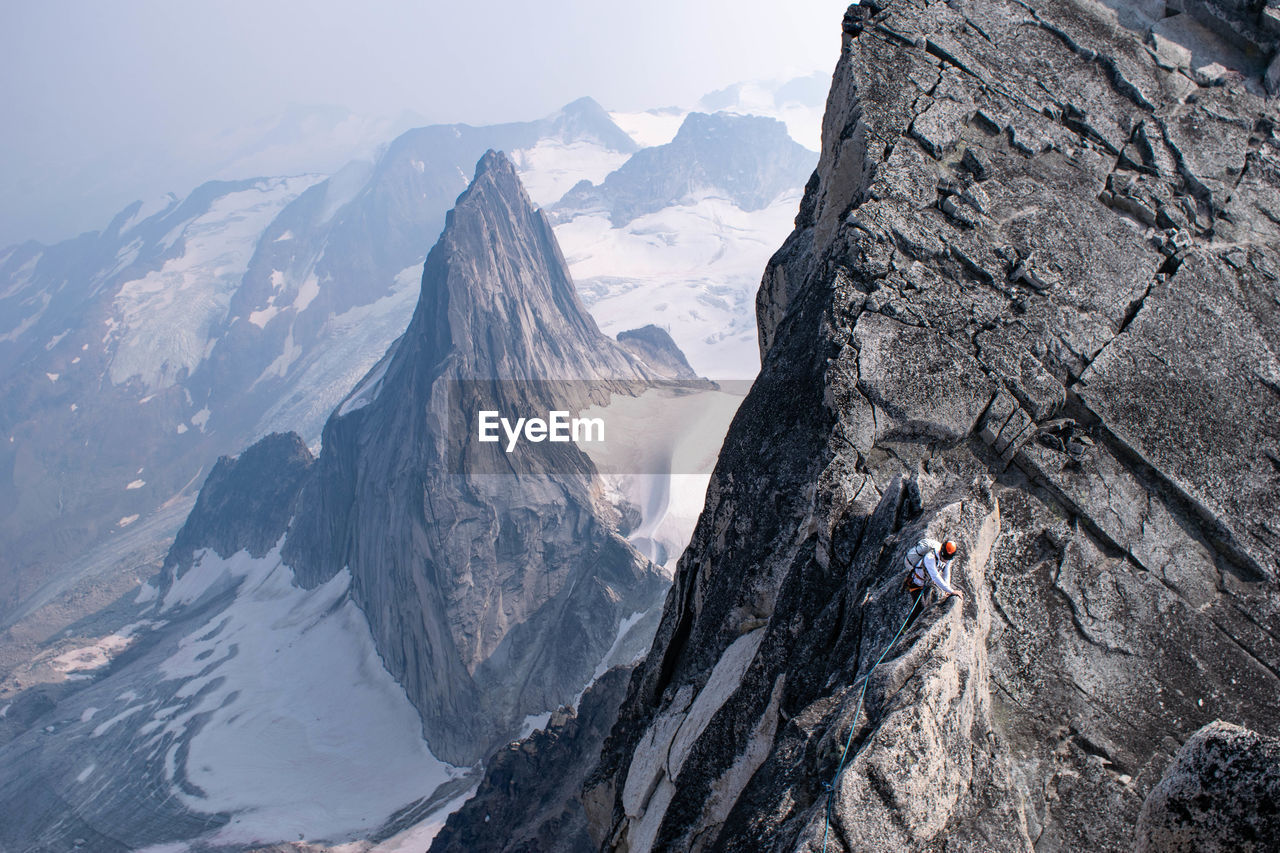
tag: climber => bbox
[902,538,962,622]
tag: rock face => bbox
[281,151,668,765]
[575,0,1280,850]
[615,326,701,381]
[429,665,636,853]
[1135,721,1280,852]
[163,431,314,574]
[553,112,816,226]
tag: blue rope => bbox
[820,587,925,853]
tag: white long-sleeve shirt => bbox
[905,539,957,595]
[919,550,956,595]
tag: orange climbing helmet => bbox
[940,540,958,558]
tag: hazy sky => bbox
[0,1,845,246]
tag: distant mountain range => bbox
[0,86,816,629]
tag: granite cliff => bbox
[443,0,1280,849]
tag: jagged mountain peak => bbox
[451,147,536,221]
[282,149,666,764]
[402,149,649,385]
[547,97,639,153]
[551,110,816,226]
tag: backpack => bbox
[906,538,936,571]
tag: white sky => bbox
[0,1,846,247]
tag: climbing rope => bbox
[819,587,925,853]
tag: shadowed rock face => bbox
[163,431,314,574]
[429,665,637,853]
[572,0,1280,850]
[280,151,668,765]
[1135,721,1280,852]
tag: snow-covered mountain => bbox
[0,97,640,626]
[0,151,676,852]
[552,112,817,377]
[0,81,821,851]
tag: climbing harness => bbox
[819,587,926,853]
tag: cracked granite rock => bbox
[570,0,1280,850]
[1134,720,1280,852]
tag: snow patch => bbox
[76,763,96,783]
[45,372,59,382]
[126,479,145,490]
[255,327,301,384]
[519,711,553,739]
[149,546,463,846]
[92,703,147,737]
[555,191,801,379]
[45,330,70,350]
[51,633,135,673]
[108,176,321,390]
[248,304,280,329]
[592,610,647,682]
[511,139,630,207]
[0,301,46,344]
[135,582,158,604]
[292,274,320,312]
[118,514,140,527]
[134,842,190,853]
[190,407,211,431]
[0,252,41,300]
[80,706,98,722]
[175,423,188,434]
[118,194,178,235]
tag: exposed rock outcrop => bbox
[429,665,636,853]
[577,0,1280,850]
[1135,720,1280,852]
[280,151,668,765]
[163,431,313,575]
[615,326,701,381]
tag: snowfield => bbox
[108,176,322,390]
[144,545,464,846]
[511,139,631,208]
[554,190,803,379]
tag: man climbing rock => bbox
[903,538,962,618]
